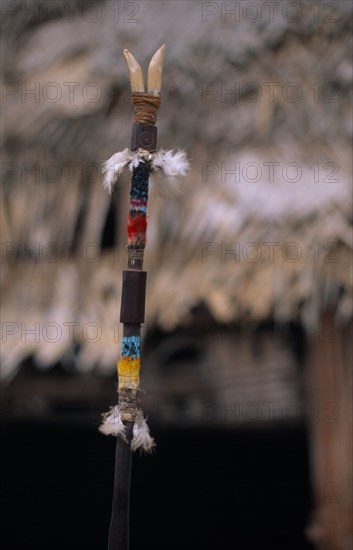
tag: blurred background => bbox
[1,1,352,549]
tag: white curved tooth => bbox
[147,44,166,97]
[123,49,145,93]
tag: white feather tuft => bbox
[99,406,154,452]
[131,411,155,453]
[102,149,132,193]
[99,405,127,438]
[129,152,146,169]
[150,149,189,198]
[102,148,189,197]
[152,149,189,177]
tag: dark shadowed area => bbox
[2,420,314,550]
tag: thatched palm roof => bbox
[1,0,352,378]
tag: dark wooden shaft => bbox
[107,421,134,550]
[107,161,150,550]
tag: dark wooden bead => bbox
[120,270,147,324]
[131,122,157,152]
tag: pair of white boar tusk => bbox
[123,44,165,97]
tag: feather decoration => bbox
[99,405,127,438]
[102,148,133,192]
[130,410,155,453]
[150,149,189,198]
[102,148,189,196]
[99,406,155,452]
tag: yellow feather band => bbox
[117,357,141,389]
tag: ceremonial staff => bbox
[99,45,189,550]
